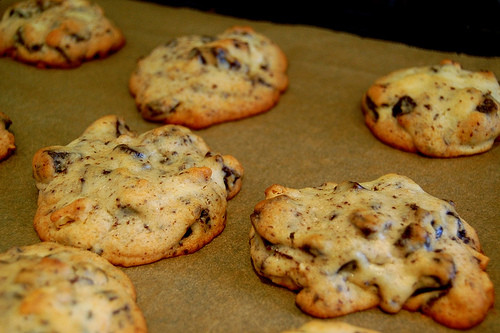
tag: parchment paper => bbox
[0,0,498,332]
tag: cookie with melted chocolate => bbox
[32,115,243,266]
[250,173,493,329]
[0,0,125,68]
[129,26,288,129]
[362,60,500,157]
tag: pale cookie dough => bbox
[250,173,493,329]
[0,112,15,160]
[32,115,243,266]
[0,0,125,68]
[0,242,147,333]
[282,320,380,333]
[362,60,500,157]
[129,26,288,129]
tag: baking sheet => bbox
[0,0,498,332]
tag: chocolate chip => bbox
[222,164,242,193]
[181,227,192,241]
[145,100,181,116]
[47,151,71,173]
[198,209,210,225]
[476,96,498,114]
[70,33,89,43]
[365,95,379,121]
[54,46,72,63]
[300,244,323,257]
[431,220,443,239]
[447,211,471,244]
[392,96,416,117]
[115,118,130,137]
[113,144,145,159]
[188,47,206,65]
[395,222,431,252]
[9,8,35,18]
[212,47,241,70]
[252,77,272,87]
[336,260,358,274]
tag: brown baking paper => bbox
[0,0,498,332]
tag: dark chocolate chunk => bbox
[188,47,206,65]
[222,164,242,193]
[364,95,379,121]
[181,227,192,240]
[476,95,498,114]
[336,260,358,274]
[212,47,241,70]
[54,46,72,63]
[113,144,145,159]
[392,95,417,117]
[395,222,431,252]
[70,33,89,42]
[447,211,471,244]
[198,209,210,225]
[145,100,181,116]
[115,118,130,137]
[300,244,324,257]
[431,220,443,239]
[47,151,71,173]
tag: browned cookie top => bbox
[129,26,288,129]
[32,115,243,266]
[0,242,147,332]
[0,0,125,68]
[250,173,493,329]
[362,60,500,157]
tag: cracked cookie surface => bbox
[0,242,147,332]
[362,60,500,157]
[129,26,288,129]
[250,173,493,329]
[0,0,125,68]
[32,115,243,266]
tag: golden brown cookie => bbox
[0,242,147,332]
[282,320,380,333]
[0,112,15,160]
[32,115,243,266]
[250,174,493,329]
[129,26,288,129]
[362,60,500,157]
[0,0,125,68]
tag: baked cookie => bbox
[282,320,380,333]
[250,173,493,329]
[0,0,125,68]
[0,242,147,332]
[129,26,288,129]
[0,112,15,160]
[32,115,243,266]
[362,60,500,157]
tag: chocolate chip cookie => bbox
[0,242,147,332]
[362,60,500,157]
[250,174,493,329]
[129,26,288,129]
[32,115,243,266]
[0,0,125,68]
[282,320,380,333]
